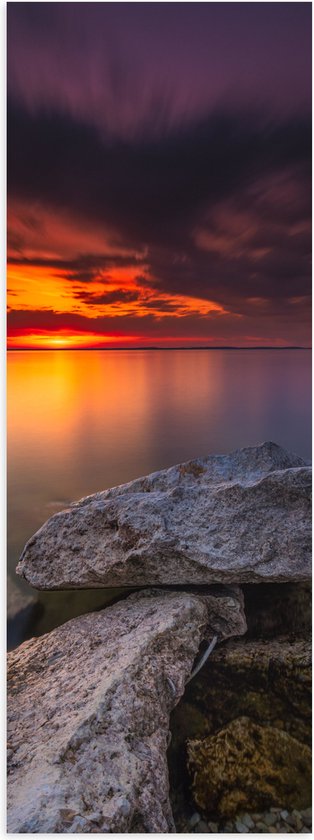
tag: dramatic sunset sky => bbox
[7,3,311,349]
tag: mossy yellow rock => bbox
[188,716,311,818]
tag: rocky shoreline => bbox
[7,443,312,833]
[180,805,312,833]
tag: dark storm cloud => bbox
[72,288,141,306]
[7,100,311,244]
[8,253,146,278]
[146,231,311,309]
[7,94,311,324]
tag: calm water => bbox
[7,349,311,644]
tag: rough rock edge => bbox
[7,587,246,833]
[16,442,311,590]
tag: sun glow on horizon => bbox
[6,331,142,350]
[7,258,230,349]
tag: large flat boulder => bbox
[7,587,246,833]
[16,442,311,589]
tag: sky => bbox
[7,2,312,349]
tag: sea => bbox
[7,348,311,646]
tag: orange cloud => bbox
[7,256,228,348]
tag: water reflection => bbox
[7,349,311,642]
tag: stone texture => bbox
[7,587,245,833]
[178,808,312,835]
[16,442,311,590]
[169,634,311,827]
[187,716,311,819]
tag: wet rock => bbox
[242,814,255,828]
[187,716,311,818]
[7,577,36,622]
[16,442,311,589]
[7,587,244,833]
[7,576,41,650]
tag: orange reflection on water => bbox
[8,349,225,504]
[8,349,311,586]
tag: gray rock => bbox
[16,442,310,590]
[235,820,249,833]
[7,587,245,833]
[242,814,255,828]
[264,813,278,826]
[189,812,201,827]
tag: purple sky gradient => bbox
[8,4,311,133]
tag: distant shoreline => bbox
[7,346,311,352]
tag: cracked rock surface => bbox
[16,442,311,590]
[7,587,246,833]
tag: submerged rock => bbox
[16,442,311,589]
[187,716,311,818]
[7,587,245,833]
[7,577,41,650]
